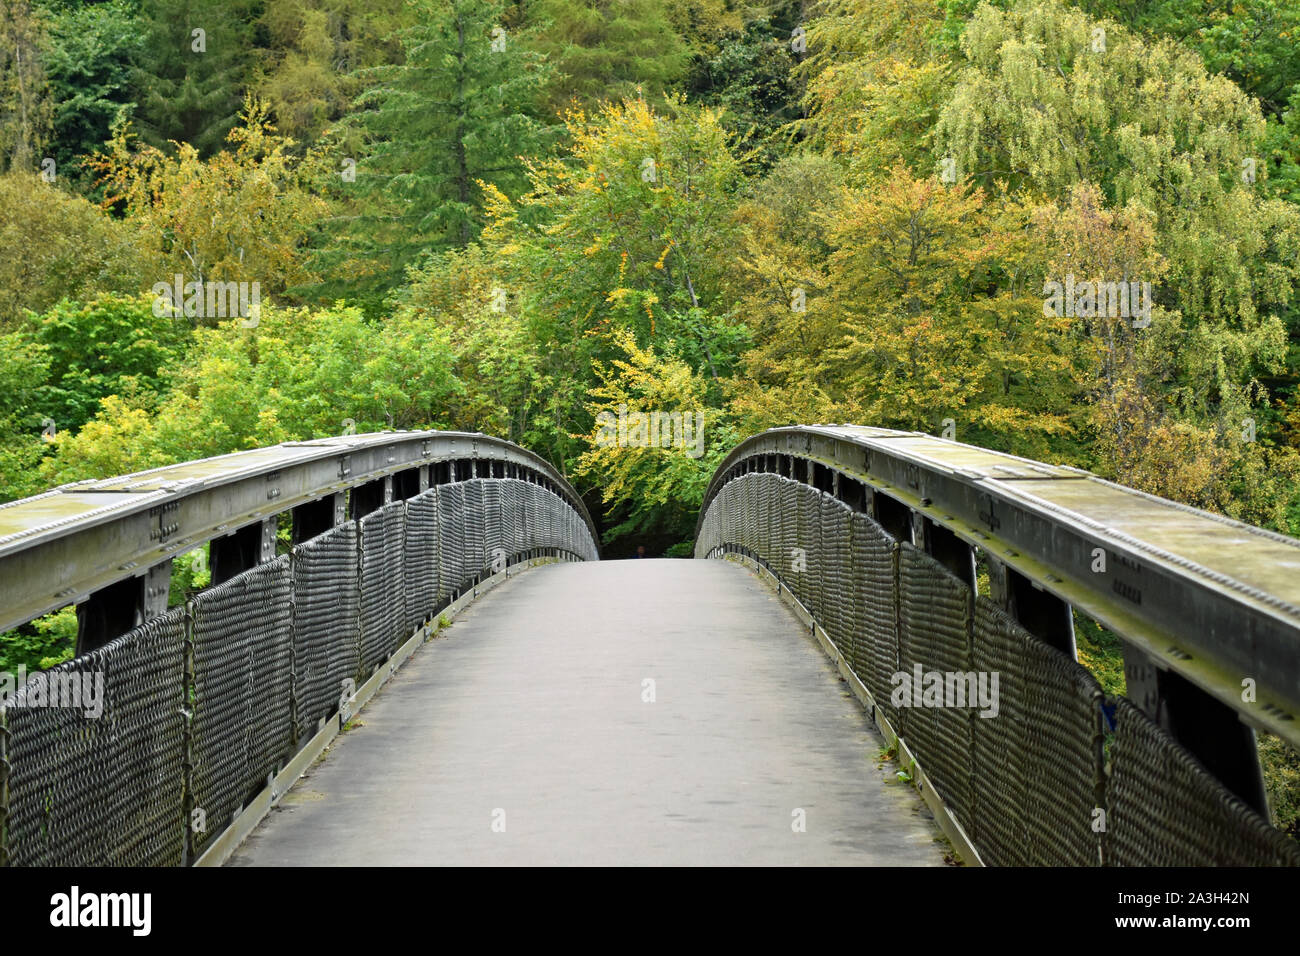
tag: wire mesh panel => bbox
[742,474,759,555]
[501,479,519,558]
[359,502,406,675]
[971,598,1104,866]
[897,543,974,835]
[792,484,815,611]
[462,479,487,576]
[1,608,187,866]
[821,496,853,656]
[483,480,503,569]
[404,491,439,634]
[191,557,292,859]
[753,474,771,567]
[1107,697,1300,866]
[969,598,1028,866]
[291,523,360,743]
[437,481,467,597]
[776,477,797,581]
[848,513,899,728]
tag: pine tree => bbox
[314,0,553,307]
[132,0,259,155]
[0,0,53,172]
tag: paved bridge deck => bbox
[230,559,947,866]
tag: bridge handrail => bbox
[0,430,598,635]
[697,425,1300,749]
[696,425,1300,865]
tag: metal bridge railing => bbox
[696,426,1300,866]
[0,433,598,866]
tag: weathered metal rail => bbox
[696,425,1300,866]
[0,430,597,644]
[0,431,599,866]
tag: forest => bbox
[1,0,1299,833]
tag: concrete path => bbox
[229,559,947,866]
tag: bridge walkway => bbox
[229,559,948,866]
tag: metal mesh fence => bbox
[291,523,360,742]
[849,512,899,729]
[0,467,596,867]
[404,491,439,633]
[463,479,487,577]
[1107,697,1300,866]
[696,455,1300,868]
[359,502,407,675]
[971,598,1104,866]
[897,544,975,836]
[1,608,187,866]
[821,495,852,657]
[190,557,292,859]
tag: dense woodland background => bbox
[1,0,1299,835]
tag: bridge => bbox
[1,427,1298,866]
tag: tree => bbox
[0,0,53,172]
[43,0,142,186]
[794,0,954,179]
[132,0,259,155]
[524,0,691,113]
[253,0,411,143]
[0,170,149,327]
[312,0,554,308]
[481,96,749,469]
[936,0,1300,436]
[575,328,738,549]
[26,293,192,432]
[91,98,331,302]
[40,302,464,484]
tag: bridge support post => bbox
[918,517,975,590]
[1123,646,1268,814]
[210,518,277,586]
[292,493,346,544]
[74,558,173,655]
[984,559,1075,658]
[349,476,391,519]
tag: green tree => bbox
[525,0,691,113]
[936,0,1300,430]
[132,0,259,155]
[91,99,331,302]
[0,170,148,328]
[253,0,411,143]
[482,96,749,469]
[313,0,554,309]
[26,293,192,432]
[43,0,142,186]
[0,0,53,171]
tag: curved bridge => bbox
[0,427,1297,866]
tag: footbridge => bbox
[1,427,1298,866]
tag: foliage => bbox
[90,99,331,300]
[25,292,191,431]
[575,329,738,545]
[0,607,77,673]
[42,0,142,187]
[311,0,554,309]
[0,170,149,327]
[131,0,259,156]
[0,0,52,172]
